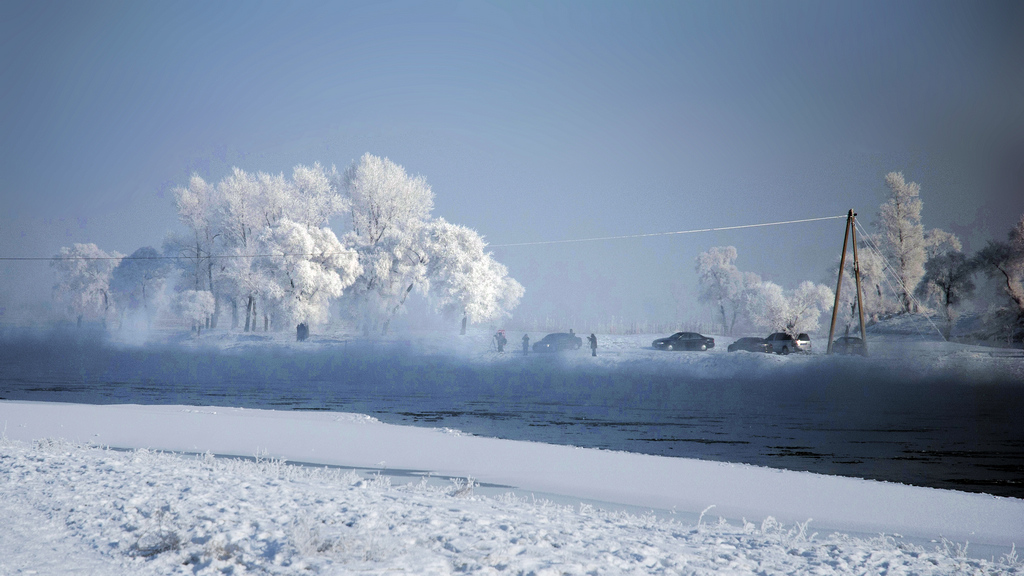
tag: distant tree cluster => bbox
[695,246,834,336]
[51,154,523,338]
[695,171,1024,344]
[834,171,1024,342]
[50,243,122,328]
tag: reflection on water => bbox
[1,332,1022,498]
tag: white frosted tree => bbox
[288,163,348,228]
[217,167,286,332]
[924,228,962,260]
[424,218,524,330]
[695,246,746,335]
[171,174,223,327]
[168,155,522,336]
[877,172,926,313]
[747,280,834,335]
[174,289,216,335]
[259,219,361,338]
[342,154,435,334]
[786,281,835,334]
[50,243,122,328]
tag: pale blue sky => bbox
[2,0,1022,324]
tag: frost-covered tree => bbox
[695,246,749,335]
[746,281,788,334]
[973,214,1024,341]
[174,289,216,335]
[217,167,272,331]
[168,155,520,336]
[746,280,833,335]
[342,154,435,334]
[110,246,170,329]
[924,228,962,260]
[50,243,122,328]
[424,218,524,329]
[877,172,926,313]
[172,174,222,328]
[786,281,834,334]
[208,164,351,334]
[915,251,975,340]
[288,163,348,228]
[259,219,361,338]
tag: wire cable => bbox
[0,214,850,260]
[0,253,340,262]
[489,215,849,248]
[854,220,946,341]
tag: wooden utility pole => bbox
[850,212,867,351]
[826,210,867,355]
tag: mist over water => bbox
[1,329,1021,498]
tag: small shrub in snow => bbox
[1002,543,1020,567]
[939,536,970,560]
[449,476,478,497]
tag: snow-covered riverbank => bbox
[2,401,1022,574]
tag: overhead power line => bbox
[0,253,338,262]
[488,215,849,248]
[0,214,849,261]
[853,219,946,341]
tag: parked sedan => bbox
[765,332,811,354]
[652,332,715,351]
[532,332,583,352]
[831,336,867,356]
[727,337,769,353]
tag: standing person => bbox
[522,334,530,355]
[495,329,506,352]
[588,333,597,356]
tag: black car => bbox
[765,332,811,354]
[727,337,768,353]
[831,336,867,356]
[532,332,583,352]
[652,332,715,351]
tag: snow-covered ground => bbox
[2,400,1023,575]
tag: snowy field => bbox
[1,326,1023,574]
[2,401,1023,575]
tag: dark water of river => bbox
[1,332,1022,498]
